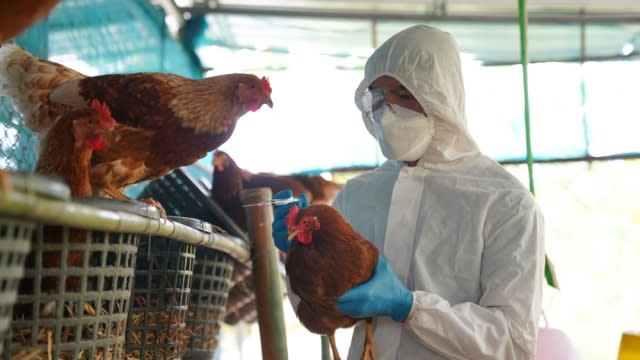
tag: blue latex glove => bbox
[271,189,309,252]
[336,256,414,322]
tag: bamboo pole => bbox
[240,188,288,360]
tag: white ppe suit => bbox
[333,25,546,359]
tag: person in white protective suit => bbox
[272,24,545,359]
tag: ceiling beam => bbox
[178,5,640,24]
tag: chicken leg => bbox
[328,333,342,360]
[361,318,377,360]
[101,187,167,219]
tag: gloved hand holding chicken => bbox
[337,256,414,322]
[271,189,308,252]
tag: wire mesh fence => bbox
[0,98,37,172]
[0,0,202,173]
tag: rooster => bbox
[0,0,61,42]
[285,204,379,360]
[0,44,273,205]
[33,99,116,298]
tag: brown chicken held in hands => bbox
[0,44,273,203]
[285,204,379,360]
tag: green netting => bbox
[0,0,203,171]
[0,22,46,171]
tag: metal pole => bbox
[517,0,535,196]
[518,0,558,289]
[240,188,288,360]
[321,335,332,360]
[179,5,640,24]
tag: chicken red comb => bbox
[90,99,115,127]
[261,76,272,94]
[285,205,299,229]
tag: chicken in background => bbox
[0,0,61,43]
[0,44,273,206]
[291,173,343,205]
[285,204,379,360]
[212,150,311,230]
[31,99,116,301]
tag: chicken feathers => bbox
[0,44,273,198]
[285,204,379,360]
[0,1,61,43]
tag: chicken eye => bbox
[251,83,256,90]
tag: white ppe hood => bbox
[354,24,480,165]
[333,25,545,360]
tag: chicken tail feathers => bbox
[0,43,85,133]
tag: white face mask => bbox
[370,104,435,161]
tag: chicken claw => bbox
[328,334,342,360]
[139,197,167,220]
[361,318,377,360]
[101,188,167,221]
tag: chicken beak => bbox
[287,228,298,241]
[263,95,273,108]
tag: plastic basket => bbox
[186,247,234,358]
[125,234,195,360]
[6,226,139,360]
[163,217,234,359]
[139,168,248,241]
[0,217,36,356]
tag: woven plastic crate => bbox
[125,233,195,360]
[6,225,139,360]
[167,217,235,359]
[139,168,248,241]
[0,217,36,356]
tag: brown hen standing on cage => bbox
[284,204,379,360]
[0,44,273,211]
[0,0,61,43]
[35,99,116,298]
